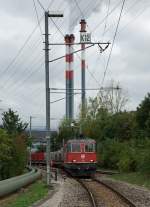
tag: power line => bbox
[32,0,44,42]
[88,0,142,85]
[74,0,84,19]
[0,0,55,88]
[101,0,142,37]
[92,1,122,32]
[101,0,126,86]
[0,0,65,93]
[51,93,80,104]
[37,0,46,11]
[102,0,111,38]
[0,24,40,82]
[50,87,120,91]
[49,17,64,37]
[119,1,150,33]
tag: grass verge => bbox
[1,180,49,207]
[110,172,150,190]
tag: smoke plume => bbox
[66,0,102,32]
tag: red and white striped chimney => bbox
[65,34,75,120]
[80,19,87,117]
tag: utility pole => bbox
[29,116,32,168]
[29,116,36,168]
[44,11,63,186]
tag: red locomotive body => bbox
[63,139,96,176]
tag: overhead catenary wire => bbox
[50,87,120,91]
[0,0,65,92]
[37,0,46,11]
[51,93,80,104]
[0,0,65,98]
[32,0,44,42]
[0,0,54,88]
[102,0,111,38]
[74,0,84,19]
[101,0,126,87]
[87,0,142,85]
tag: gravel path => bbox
[97,175,150,207]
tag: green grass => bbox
[2,180,49,207]
[110,172,150,190]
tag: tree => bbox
[97,80,128,113]
[2,109,28,134]
[136,93,150,130]
[0,109,28,179]
[78,81,129,141]
[0,129,13,180]
[104,111,136,141]
[0,129,27,180]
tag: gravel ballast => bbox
[96,175,150,207]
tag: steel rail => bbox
[77,179,97,207]
[62,169,97,207]
[93,178,137,207]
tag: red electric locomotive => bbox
[31,138,97,176]
[63,139,96,176]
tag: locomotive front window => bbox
[37,145,46,152]
[85,143,95,152]
[71,143,81,152]
[67,143,71,152]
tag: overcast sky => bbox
[0,0,150,130]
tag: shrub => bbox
[137,139,150,174]
[117,146,137,172]
[0,129,27,180]
[98,139,139,172]
[98,139,122,169]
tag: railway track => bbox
[36,166,137,207]
[78,178,137,207]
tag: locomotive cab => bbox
[63,138,96,176]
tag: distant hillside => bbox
[26,129,57,143]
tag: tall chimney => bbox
[80,19,87,118]
[65,34,70,119]
[65,34,75,120]
[69,34,75,120]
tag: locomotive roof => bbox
[67,138,95,143]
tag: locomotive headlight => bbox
[90,160,94,162]
[72,159,76,162]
